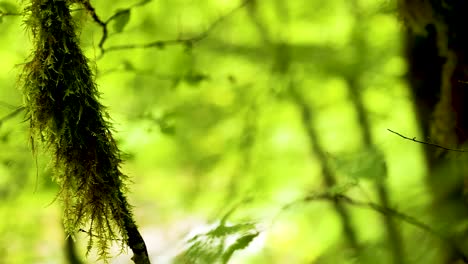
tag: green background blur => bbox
[0,0,431,263]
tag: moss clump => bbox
[20,0,149,262]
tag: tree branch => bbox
[345,0,405,261]
[104,0,252,54]
[288,82,360,250]
[0,106,25,127]
[81,0,151,57]
[284,192,468,262]
[387,128,468,152]
[0,11,21,17]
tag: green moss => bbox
[20,0,145,261]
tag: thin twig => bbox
[0,11,21,17]
[81,0,151,57]
[105,0,252,53]
[387,128,468,152]
[0,106,25,127]
[0,101,19,109]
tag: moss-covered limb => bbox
[21,0,150,262]
[116,189,151,264]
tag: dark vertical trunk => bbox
[404,24,442,141]
[402,1,468,261]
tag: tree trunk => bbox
[401,0,468,261]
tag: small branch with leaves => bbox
[82,0,252,57]
[81,0,151,57]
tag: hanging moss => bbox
[20,0,149,262]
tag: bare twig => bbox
[81,0,106,54]
[387,128,468,152]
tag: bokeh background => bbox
[0,0,436,263]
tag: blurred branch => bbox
[104,0,253,54]
[287,192,468,262]
[0,106,25,127]
[81,0,151,57]
[0,101,19,109]
[224,100,258,202]
[388,128,468,152]
[288,82,360,251]
[0,11,21,17]
[97,64,179,80]
[245,0,272,45]
[249,0,359,249]
[302,193,435,234]
[345,0,405,262]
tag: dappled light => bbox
[1,0,467,263]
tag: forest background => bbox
[0,0,450,263]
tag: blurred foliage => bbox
[175,221,258,264]
[0,0,442,263]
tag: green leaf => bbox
[207,223,255,238]
[112,9,130,33]
[222,232,259,264]
[177,220,258,264]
